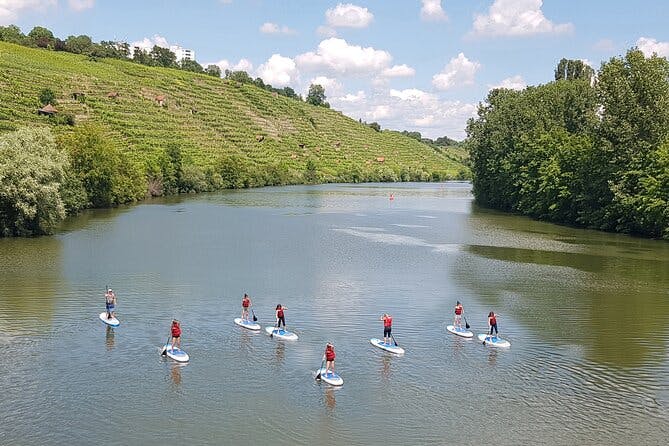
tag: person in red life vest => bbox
[487,311,498,339]
[241,293,252,321]
[380,313,393,345]
[323,343,336,376]
[170,319,182,350]
[275,304,287,329]
[454,301,464,328]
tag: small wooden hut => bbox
[37,104,58,116]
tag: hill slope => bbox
[0,42,467,182]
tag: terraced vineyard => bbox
[0,42,467,182]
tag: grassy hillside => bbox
[0,42,467,182]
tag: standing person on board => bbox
[105,288,116,320]
[170,319,182,350]
[487,311,499,339]
[324,343,336,377]
[380,313,393,345]
[275,304,287,329]
[241,293,252,321]
[454,301,464,329]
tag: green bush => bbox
[0,127,67,236]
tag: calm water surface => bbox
[0,182,668,445]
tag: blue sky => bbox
[3,0,669,139]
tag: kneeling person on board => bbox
[380,313,393,345]
[170,319,182,349]
[454,301,463,328]
[324,343,336,376]
[105,288,116,319]
[487,312,498,339]
[241,293,252,321]
[275,304,287,329]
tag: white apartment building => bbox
[170,46,195,62]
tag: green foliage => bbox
[64,35,94,54]
[60,125,145,207]
[303,158,319,184]
[468,49,669,239]
[150,45,177,68]
[555,58,595,82]
[306,84,329,107]
[39,88,56,106]
[180,59,203,73]
[27,26,55,48]
[205,64,221,77]
[0,127,67,236]
[225,69,254,83]
[0,25,25,44]
[367,122,381,132]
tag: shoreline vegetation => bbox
[0,28,467,237]
[468,54,669,240]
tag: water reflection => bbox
[380,354,392,382]
[323,386,336,412]
[105,326,115,351]
[274,341,285,366]
[170,363,183,387]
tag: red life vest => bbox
[171,323,181,337]
[490,316,497,325]
[455,306,462,315]
[277,308,284,318]
[325,346,335,361]
[242,298,250,308]
[383,316,392,327]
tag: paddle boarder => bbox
[487,311,498,339]
[380,313,393,345]
[170,319,182,350]
[275,304,287,328]
[324,343,336,376]
[454,301,464,328]
[105,288,116,320]
[241,293,252,321]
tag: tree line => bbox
[0,24,331,106]
[467,52,669,239]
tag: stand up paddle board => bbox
[234,318,261,330]
[370,338,405,354]
[447,325,473,338]
[478,334,511,348]
[316,368,343,386]
[265,326,298,340]
[99,312,120,327]
[162,344,189,362]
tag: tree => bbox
[555,58,595,82]
[149,45,177,68]
[306,84,329,107]
[27,26,55,48]
[180,59,203,73]
[39,88,57,106]
[281,86,298,99]
[225,69,253,84]
[65,35,94,54]
[367,122,381,132]
[132,48,152,65]
[0,128,67,236]
[205,64,221,77]
[0,25,26,44]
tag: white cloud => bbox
[381,64,415,78]
[472,0,573,37]
[420,0,447,22]
[308,76,343,97]
[432,53,481,90]
[68,0,93,11]
[256,54,298,87]
[0,0,55,24]
[489,75,526,91]
[296,38,392,76]
[325,3,373,28]
[203,58,254,76]
[131,34,171,51]
[330,87,477,139]
[259,22,296,35]
[637,37,669,58]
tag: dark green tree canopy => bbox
[306,84,329,107]
[205,64,221,77]
[555,58,595,82]
[28,26,55,48]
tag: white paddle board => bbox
[234,318,261,330]
[370,338,405,354]
[447,325,473,338]
[99,312,120,327]
[478,334,511,348]
[316,368,343,386]
[265,326,298,340]
[162,344,189,362]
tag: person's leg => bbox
[494,324,498,335]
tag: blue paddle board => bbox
[478,333,511,348]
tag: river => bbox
[0,182,667,445]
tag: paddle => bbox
[464,316,470,330]
[270,321,277,338]
[390,333,399,347]
[315,358,325,381]
[161,330,171,356]
[251,308,258,322]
